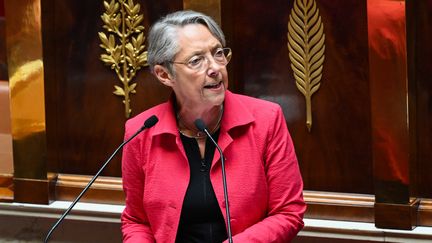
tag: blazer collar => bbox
[151,94,178,137]
[151,90,255,137]
[220,90,255,133]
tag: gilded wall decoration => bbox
[287,0,325,132]
[98,0,148,118]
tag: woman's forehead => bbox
[176,24,221,52]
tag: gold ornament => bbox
[288,0,325,132]
[98,0,148,118]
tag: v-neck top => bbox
[175,129,228,243]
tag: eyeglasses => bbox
[170,47,232,73]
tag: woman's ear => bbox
[153,65,175,87]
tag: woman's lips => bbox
[204,81,222,89]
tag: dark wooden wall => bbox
[222,0,372,194]
[43,0,375,194]
[42,0,181,176]
[408,0,432,199]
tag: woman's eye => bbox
[188,56,204,67]
[214,49,224,57]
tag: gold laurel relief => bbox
[287,0,325,132]
[98,0,148,118]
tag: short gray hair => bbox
[147,10,226,74]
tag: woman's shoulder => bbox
[125,102,171,131]
[227,91,282,117]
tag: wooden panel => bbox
[0,81,13,177]
[0,175,13,202]
[0,15,7,80]
[418,199,432,226]
[304,191,374,223]
[42,0,181,177]
[55,174,124,205]
[222,0,373,194]
[368,0,410,205]
[407,0,432,199]
[48,177,432,227]
[375,199,420,230]
[5,0,50,203]
[184,0,221,25]
[13,177,56,204]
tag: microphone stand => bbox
[195,119,233,243]
[44,115,158,243]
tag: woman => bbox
[121,10,306,243]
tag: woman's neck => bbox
[176,104,223,139]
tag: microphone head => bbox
[194,119,207,132]
[144,115,159,128]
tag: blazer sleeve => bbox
[121,122,155,243]
[227,105,306,242]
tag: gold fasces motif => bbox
[287,0,325,132]
[98,0,148,118]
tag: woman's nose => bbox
[206,57,223,77]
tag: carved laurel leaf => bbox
[113,85,125,96]
[99,0,148,118]
[103,0,115,14]
[287,0,325,131]
[112,2,120,14]
[101,0,120,32]
[113,15,121,31]
[100,54,115,67]
[129,83,137,94]
[135,15,144,26]
[125,43,134,57]
[125,18,132,30]
[98,32,109,49]
[134,26,144,33]
[107,34,116,50]
[132,33,145,50]
[103,0,110,11]
[133,5,140,15]
[137,51,148,67]
[101,13,111,28]
[112,46,121,63]
[124,1,133,15]
[125,4,139,16]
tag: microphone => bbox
[194,119,233,243]
[44,115,159,243]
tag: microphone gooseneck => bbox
[44,115,159,243]
[194,119,233,243]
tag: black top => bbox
[175,130,228,243]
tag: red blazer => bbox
[121,91,306,242]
